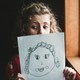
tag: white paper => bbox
[17,33,65,80]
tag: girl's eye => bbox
[31,25,39,30]
[45,54,50,59]
[43,26,48,29]
[34,54,40,60]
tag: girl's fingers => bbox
[17,73,26,80]
[63,67,76,80]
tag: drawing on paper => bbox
[24,41,60,77]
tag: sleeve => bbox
[6,54,20,80]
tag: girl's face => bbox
[26,14,50,35]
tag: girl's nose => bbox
[38,27,44,34]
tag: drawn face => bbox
[29,47,55,77]
[26,14,50,35]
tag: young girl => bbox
[6,2,76,80]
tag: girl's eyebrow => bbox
[32,20,37,22]
[32,21,38,23]
[31,21,39,25]
[44,22,50,25]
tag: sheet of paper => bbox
[17,33,65,80]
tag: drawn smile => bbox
[38,67,44,72]
[35,66,49,72]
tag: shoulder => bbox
[8,54,20,65]
[11,54,19,60]
[6,54,20,79]
[6,53,20,71]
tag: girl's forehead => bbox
[29,14,50,21]
[29,14,50,24]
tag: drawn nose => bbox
[41,61,43,65]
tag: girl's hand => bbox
[17,73,26,80]
[63,67,76,80]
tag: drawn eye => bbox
[45,54,50,59]
[34,54,40,60]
